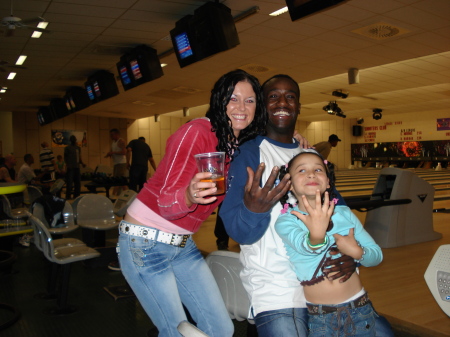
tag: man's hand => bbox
[243,163,291,213]
[322,249,357,283]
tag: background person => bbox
[313,134,341,160]
[64,135,86,200]
[126,136,157,192]
[105,128,128,197]
[39,141,56,182]
[55,154,66,179]
[0,154,17,183]
[117,69,266,336]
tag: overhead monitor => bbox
[84,70,119,103]
[37,106,56,126]
[65,86,91,112]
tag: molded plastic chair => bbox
[29,215,100,315]
[1,194,29,221]
[49,179,65,196]
[72,194,119,230]
[23,186,44,206]
[113,189,137,217]
[32,200,79,236]
[72,194,119,247]
[205,251,252,323]
[177,321,210,337]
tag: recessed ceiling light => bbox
[7,72,16,80]
[269,7,288,16]
[16,55,27,65]
[37,22,48,29]
[0,88,7,93]
[31,31,42,38]
[161,63,167,68]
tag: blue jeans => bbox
[308,302,392,337]
[254,308,308,337]
[118,233,234,337]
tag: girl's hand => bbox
[333,228,363,260]
[291,191,334,245]
[185,172,218,207]
[293,130,311,149]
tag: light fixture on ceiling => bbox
[0,87,7,93]
[7,72,16,80]
[269,7,288,16]
[332,90,348,99]
[323,101,346,118]
[31,21,48,38]
[15,55,27,65]
[373,108,382,120]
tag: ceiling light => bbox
[161,63,167,68]
[269,7,288,16]
[7,72,16,80]
[373,108,382,120]
[0,87,7,93]
[37,22,49,29]
[31,31,42,38]
[16,55,27,65]
[332,90,349,99]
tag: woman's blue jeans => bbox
[118,233,234,337]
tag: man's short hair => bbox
[24,153,33,162]
[110,128,120,134]
[138,137,145,141]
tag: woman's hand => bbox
[185,172,218,207]
[291,191,334,245]
[293,130,311,149]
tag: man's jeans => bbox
[254,308,308,337]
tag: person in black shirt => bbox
[126,137,157,192]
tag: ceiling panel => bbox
[0,0,449,123]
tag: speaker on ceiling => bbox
[353,125,362,136]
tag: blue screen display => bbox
[175,32,193,59]
[86,85,95,101]
[119,65,131,85]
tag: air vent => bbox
[172,86,202,94]
[351,22,410,40]
[240,64,271,74]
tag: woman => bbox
[118,69,266,336]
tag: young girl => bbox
[275,150,391,337]
[55,155,66,178]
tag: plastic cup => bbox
[194,152,226,195]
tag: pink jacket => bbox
[137,118,228,233]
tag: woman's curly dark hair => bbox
[205,69,267,160]
[279,150,337,208]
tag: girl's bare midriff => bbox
[305,272,362,304]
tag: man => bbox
[39,141,56,182]
[313,134,341,159]
[126,136,156,192]
[0,154,17,182]
[64,135,86,199]
[18,154,40,185]
[105,128,127,196]
[220,75,370,336]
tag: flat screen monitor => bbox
[116,61,134,91]
[122,45,163,86]
[37,106,56,126]
[86,84,95,101]
[170,15,198,68]
[285,0,348,21]
[175,31,194,59]
[65,86,91,112]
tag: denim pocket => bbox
[127,235,157,267]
